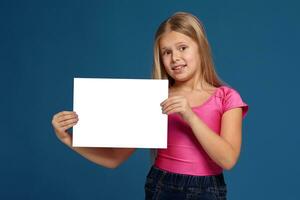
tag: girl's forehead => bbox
[159,31,194,48]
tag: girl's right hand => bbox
[51,111,79,145]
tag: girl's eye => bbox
[163,50,171,55]
[179,46,187,51]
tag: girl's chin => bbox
[171,74,191,82]
[172,71,198,82]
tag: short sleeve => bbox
[221,87,249,118]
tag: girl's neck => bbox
[172,79,211,92]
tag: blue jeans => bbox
[144,166,227,200]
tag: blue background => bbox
[1,0,300,199]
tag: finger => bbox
[58,111,77,118]
[52,116,77,130]
[163,103,182,114]
[56,113,78,123]
[160,96,183,106]
[54,111,76,119]
[160,99,167,106]
[55,111,73,117]
[61,122,78,131]
[164,105,182,115]
[57,121,78,133]
[59,118,79,128]
[163,98,183,111]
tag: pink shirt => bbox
[154,85,249,176]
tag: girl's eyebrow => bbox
[161,42,187,50]
[175,42,187,45]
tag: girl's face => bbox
[159,31,201,84]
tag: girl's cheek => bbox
[162,59,170,70]
[184,51,193,60]
[187,56,197,66]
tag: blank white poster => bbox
[72,78,168,148]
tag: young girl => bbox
[52,12,248,200]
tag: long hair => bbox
[151,12,226,88]
[150,12,228,164]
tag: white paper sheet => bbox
[72,78,168,148]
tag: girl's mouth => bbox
[172,64,187,72]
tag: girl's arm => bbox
[63,135,136,169]
[52,111,136,169]
[161,95,243,170]
[185,108,243,170]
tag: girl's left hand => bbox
[160,96,195,121]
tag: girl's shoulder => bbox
[214,85,242,99]
[215,85,249,117]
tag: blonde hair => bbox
[151,12,226,88]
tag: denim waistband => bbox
[147,165,226,188]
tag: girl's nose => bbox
[171,52,180,62]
